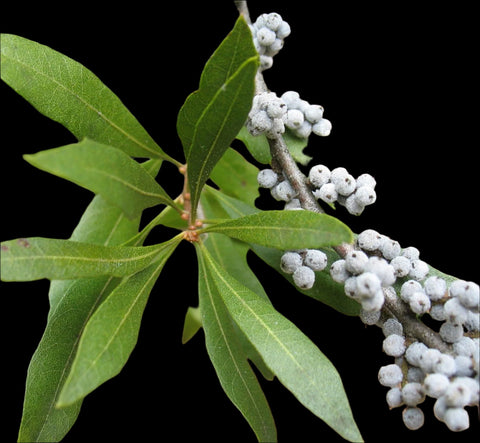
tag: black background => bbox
[1,1,478,442]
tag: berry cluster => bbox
[280,91,332,138]
[246,90,332,141]
[250,12,291,71]
[246,92,288,138]
[308,165,377,215]
[337,230,480,432]
[280,249,328,290]
[378,329,479,431]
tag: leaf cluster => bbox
[1,16,362,442]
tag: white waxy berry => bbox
[265,38,284,56]
[386,387,404,409]
[400,280,423,303]
[284,198,302,210]
[390,256,411,278]
[402,407,425,430]
[401,246,420,261]
[308,164,331,188]
[271,180,297,202]
[256,27,277,46]
[439,322,464,343]
[344,250,369,275]
[378,364,403,387]
[424,373,450,398]
[402,383,425,406]
[344,276,359,298]
[331,169,356,196]
[382,318,404,337]
[266,99,287,119]
[303,249,327,271]
[356,272,382,298]
[329,259,350,283]
[280,251,302,274]
[293,265,315,289]
[405,341,428,367]
[356,173,376,189]
[264,12,283,31]
[419,348,442,373]
[294,120,312,139]
[409,291,431,315]
[313,183,338,204]
[383,334,406,357]
[354,186,377,206]
[444,407,470,432]
[379,237,401,260]
[276,20,291,39]
[454,355,474,377]
[357,229,383,251]
[285,109,304,128]
[452,336,476,357]
[280,90,300,108]
[451,280,479,310]
[423,276,447,301]
[409,259,429,280]
[444,298,469,325]
[359,308,381,325]
[364,256,396,287]
[433,353,456,377]
[430,304,446,321]
[249,109,272,133]
[444,379,472,407]
[360,290,384,312]
[344,194,365,216]
[304,104,324,123]
[259,55,273,71]
[312,118,332,136]
[257,169,279,189]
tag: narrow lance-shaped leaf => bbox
[177,16,258,160]
[0,237,168,282]
[177,16,258,221]
[202,210,353,250]
[196,244,277,442]
[186,57,258,221]
[57,236,181,406]
[0,34,173,161]
[198,243,363,443]
[17,161,161,442]
[24,139,179,219]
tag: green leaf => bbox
[198,243,363,443]
[210,148,260,206]
[202,210,353,250]
[57,236,181,406]
[0,34,172,160]
[177,16,258,160]
[177,16,258,220]
[182,306,202,344]
[0,237,170,282]
[24,138,178,219]
[236,126,271,165]
[196,244,277,442]
[17,197,142,442]
[17,160,162,442]
[283,129,312,166]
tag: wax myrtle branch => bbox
[236,1,479,432]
